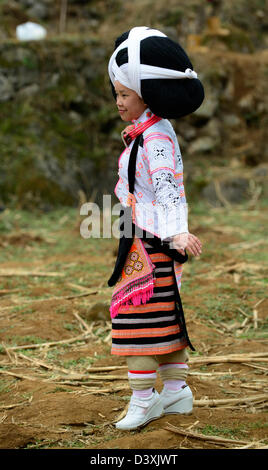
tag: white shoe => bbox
[115,390,164,431]
[160,385,193,415]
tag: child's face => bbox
[114,81,147,122]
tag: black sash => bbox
[107,135,141,287]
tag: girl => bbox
[107,27,204,431]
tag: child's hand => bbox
[171,233,202,257]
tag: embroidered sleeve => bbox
[144,132,176,174]
[144,133,188,239]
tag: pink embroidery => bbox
[136,171,141,177]
[150,166,176,175]
[118,147,130,169]
[148,177,152,184]
[137,192,143,198]
[134,219,160,238]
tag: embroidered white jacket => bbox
[114,109,188,240]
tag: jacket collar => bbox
[121,109,162,147]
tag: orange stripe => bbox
[118,300,175,314]
[112,325,181,339]
[111,343,188,356]
[149,253,172,263]
[155,275,174,287]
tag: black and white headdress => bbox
[108,26,204,119]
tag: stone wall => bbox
[0,0,267,209]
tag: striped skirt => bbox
[111,241,188,356]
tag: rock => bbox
[17,83,40,98]
[27,3,49,20]
[194,95,218,119]
[238,93,255,111]
[2,46,37,65]
[68,111,82,124]
[161,27,179,42]
[19,0,35,6]
[222,78,235,102]
[253,164,268,179]
[83,302,110,321]
[188,136,216,154]
[176,122,197,141]
[45,73,60,89]
[82,65,96,81]
[4,47,39,89]
[12,67,39,90]
[202,176,250,205]
[222,113,242,128]
[0,74,14,101]
[202,118,221,140]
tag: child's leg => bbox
[127,355,158,395]
[157,348,189,388]
[156,348,193,415]
[115,355,163,430]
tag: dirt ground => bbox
[0,206,267,451]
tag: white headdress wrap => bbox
[108,26,198,98]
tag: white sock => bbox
[132,388,154,399]
[164,380,186,391]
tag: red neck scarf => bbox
[121,114,162,146]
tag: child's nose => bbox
[116,95,122,106]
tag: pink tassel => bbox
[110,283,154,319]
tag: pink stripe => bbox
[150,166,175,175]
[158,363,188,370]
[144,136,172,146]
[144,132,172,143]
[114,178,122,196]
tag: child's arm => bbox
[144,132,188,240]
[144,131,202,257]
